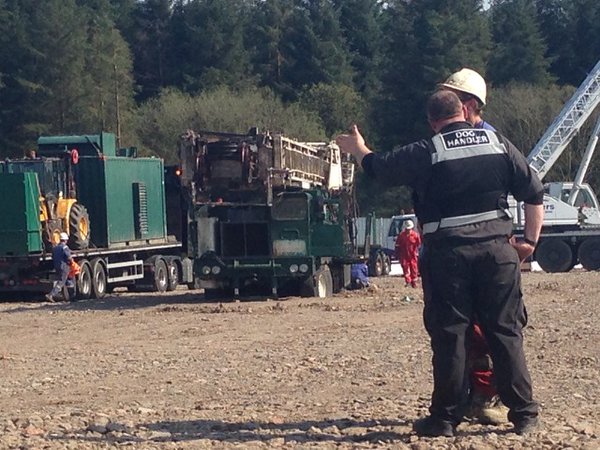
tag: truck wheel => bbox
[68,203,91,250]
[75,260,92,300]
[90,258,107,299]
[329,265,347,294]
[301,265,333,298]
[382,254,392,276]
[61,285,73,302]
[153,259,168,293]
[577,238,600,271]
[167,260,180,291]
[536,239,574,273]
[369,254,384,277]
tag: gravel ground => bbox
[0,267,598,449]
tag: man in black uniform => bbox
[336,90,544,437]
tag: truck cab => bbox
[192,188,351,297]
[510,182,600,230]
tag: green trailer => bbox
[0,133,192,300]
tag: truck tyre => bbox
[90,258,107,299]
[382,254,392,276]
[536,239,574,273]
[75,260,93,300]
[301,265,333,298]
[369,253,384,277]
[330,264,347,294]
[153,259,169,293]
[167,260,180,291]
[68,203,90,250]
[577,238,600,271]
[61,284,73,302]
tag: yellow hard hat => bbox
[439,68,487,105]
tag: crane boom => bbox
[527,59,600,180]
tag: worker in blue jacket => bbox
[46,232,73,302]
[350,262,369,290]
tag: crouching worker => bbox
[349,262,370,290]
[46,232,74,302]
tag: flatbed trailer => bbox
[0,132,193,300]
[0,240,190,298]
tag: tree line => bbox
[1,0,599,215]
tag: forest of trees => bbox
[1,0,599,215]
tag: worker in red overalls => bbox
[395,219,421,288]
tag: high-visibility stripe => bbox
[431,131,506,164]
[422,210,507,235]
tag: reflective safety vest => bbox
[420,127,511,236]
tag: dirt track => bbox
[0,268,598,449]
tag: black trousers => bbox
[420,237,538,424]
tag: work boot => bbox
[45,294,55,303]
[411,280,417,288]
[513,417,539,435]
[466,393,508,425]
[412,416,455,437]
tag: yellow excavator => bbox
[39,190,90,249]
[5,146,90,251]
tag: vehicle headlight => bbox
[211,266,221,275]
[289,264,299,273]
[299,264,309,273]
[201,266,211,275]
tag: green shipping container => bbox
[76,156,168,248]
[0,173,44,255]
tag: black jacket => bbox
[362,122,543,241]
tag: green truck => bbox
[177,128,361,298]
[0,132,192,300]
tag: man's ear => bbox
[428,117,435,132]
[461,103,469,119]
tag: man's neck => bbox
[431,115,464,133]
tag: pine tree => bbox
[0,0,90,154]
[376,0,491,149]
[105,0,137,31]
[302,0,354,87]
[0,0,138,155]
[79,0,137,144]
[249,0,354,100]
[535,0,572,84]
[248,0,295,95]
[488,0,553,86]
[0,0,19,155]
[569,0,600,84]
[168,0,253,94]
[121,0,172,100]
[287,0,353,93]
[333,0,384,96]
